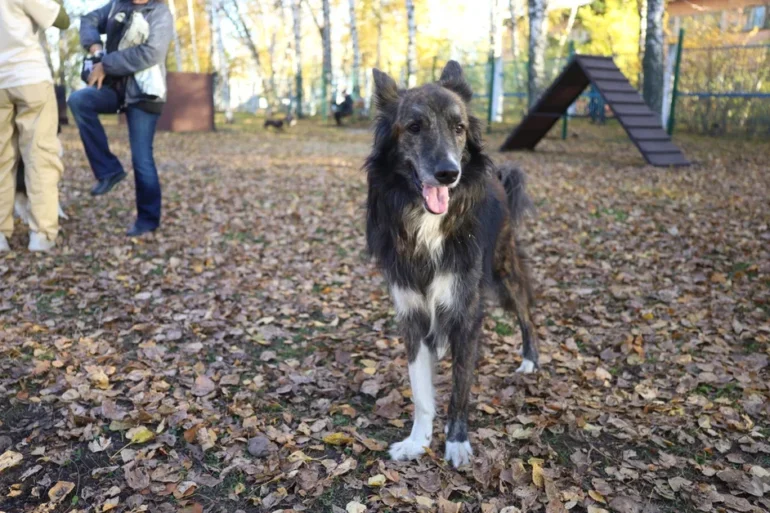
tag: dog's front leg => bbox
[389,308,435,461]
[444,301,483,468]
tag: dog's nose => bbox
[434,161,460,185]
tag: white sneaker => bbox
[0,234,9,252]
[28,232,56,252]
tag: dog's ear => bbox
[372,68,399,115]
[440,60,473,103]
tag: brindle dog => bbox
[364,61,539,467]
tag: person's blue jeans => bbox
[68,86,161,230]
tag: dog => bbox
[364,61,539,468]
[263,114,296,130]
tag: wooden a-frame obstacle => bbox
[500,54,690,167]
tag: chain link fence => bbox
[222,43,770,137]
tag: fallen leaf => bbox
[0,451,22,472]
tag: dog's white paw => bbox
[389,437,430,461]
[14,196,31,224]
[515,359,537,374]
[445,440,473,468]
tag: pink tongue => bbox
[422,184,449,214]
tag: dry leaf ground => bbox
[0,115,768,513]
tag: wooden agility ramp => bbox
[500,55,690,167]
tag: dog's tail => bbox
[497,163,533,225]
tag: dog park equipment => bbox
[157,72,215,132]
[500,54,690,167]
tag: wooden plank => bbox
[627,127,671,140]
[584,69,629,81]
[602,92,646,104]
[576,56,618,70]
[621,115,666,128]
[636,140,682,154]
[592,80,638,94]
[645,152,690,166]
[612,103,660,116]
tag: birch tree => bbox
[642,0,664,116]
[348,0,362,97]
[224,0,272,102]
[212,0,232,123]
[405,0,417,87]
[322,0,332,109]
[490,0,504,122]
[167,0,184,71]
[508,0,521,62]
[527,0,549,107]
[292,0,303,117]
[186,0,201,72]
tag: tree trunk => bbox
[508,0,520,62]
[292,0,303,117]
[490,0,504,122]
[376,0,383,69]
[224,0,272,103]
[213,0,232,123]
[642,0,664,116]
[348,0,361,97]
[186,0,201,73]
[405,0,417,88]
[322,0,332,117]
[527,0,548,107]
[168,0,184,71]
[638,0,647,85]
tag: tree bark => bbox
[292,0,303,117]
[490,0,504,122]
[348,0,362,97]
[508,0,520,62]
[406,0,417,87]
[376,0,383,69]
[167,0,184,71]
[224,0,272,103]
[642,0,664,116]
[527,0,548,107]
[322,0,332,113]
[186,0,201,73]
[212,0,233,123]
[638,0,647,85]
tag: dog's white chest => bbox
[412,211,445,263]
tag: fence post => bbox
[667,28,684,135]
[561,41,575,140]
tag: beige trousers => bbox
[0,81,63,241]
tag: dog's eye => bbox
[407,122,421,134]
[455,123,465,135]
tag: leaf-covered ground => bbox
[1,117,768,513]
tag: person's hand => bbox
[89,44,103,55]
[88,62,106,89]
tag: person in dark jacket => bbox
[333,90,354,126]
[68,0,172,237]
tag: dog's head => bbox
[371,61,483,215]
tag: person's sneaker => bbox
[91,171,127,196]
[126,224,157,237]
[0,233,9,252]
[28,232,56,252]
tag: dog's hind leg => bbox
[389,291,435,462]
[496,240,539,373]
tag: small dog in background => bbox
[263,113,296,131]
